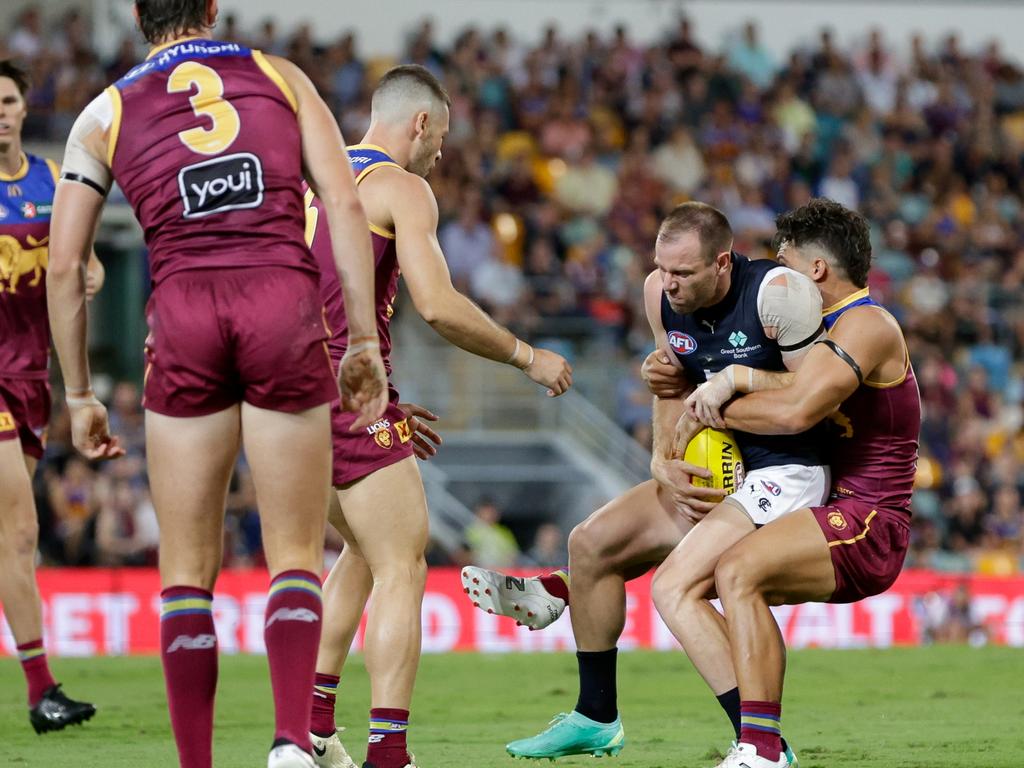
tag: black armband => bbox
[60,172,106,197]
[817,339,863,384]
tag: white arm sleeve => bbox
[60,91,114,194]
[757,266,825,370]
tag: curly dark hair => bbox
[773,198,872,288]
[134,1,210,45]
[0,60,31,97]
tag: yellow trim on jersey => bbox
[0,153,29,181]
[45,158,60,183]
[826,291,911,389]
[348,143,392,155]
[368,221,396,240]
[347,144,403,184]
[106,85,123,167]
[355,161,402,185]
[827,509,878,547]
[251,50,298,113]
[823,287,870,315]
[864,355,910,389]
[303,187,319,247]
[346,145,400,236]
[146,35,205,60]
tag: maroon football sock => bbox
[740,699,782,761]
[265,570,323,751]
[160,586,217,768]
[310,672,340,737]
[365,707,410,768]
[538,568,570,605]
[17,639,57,707]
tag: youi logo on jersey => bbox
[667,330,697,355]
[178,152,264,219]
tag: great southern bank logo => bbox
[667,331,697,355]
[728,331,748,348]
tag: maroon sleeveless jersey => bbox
[305,144,402,373]
[823,292,921,513]
[108,38,315,285]
[0,153,60,378]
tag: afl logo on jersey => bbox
[667,331,697,355]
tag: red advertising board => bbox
[1,568,1022,656]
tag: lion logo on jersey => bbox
[0,234,49,293]
[827,409,854,439]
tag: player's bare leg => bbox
[147,406,241,768]
[714,510,835,768]
[569,480,692,651]
[334,455,427,768]
[506,479,694,760]
[650,501,753,741]
[310,497,372,768]
[318,494,374,675]
[0,447,45,647]
[0,444,96,732]
[242,403,332,763]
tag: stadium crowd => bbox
[6,5,1024,575]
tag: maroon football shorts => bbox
[143,266,337,418]
[330,379,414,486]
[812,498,911,604]
[0,377,50,460]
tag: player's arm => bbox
[642,271,725,520]
[48,94,123,460]
[721,307,898,434]
[686,268,822,428]
[50,161,105,299]
[390,172,572,396]
[268,55,386,427]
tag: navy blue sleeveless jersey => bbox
[661,253,825,471]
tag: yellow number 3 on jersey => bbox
[168,62,241,156]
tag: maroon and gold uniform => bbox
[813,290,921,603]
[0,153,60,458]
[305,144,414,485]
[105,37,335,416]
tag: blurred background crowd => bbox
[5,3,1024,578]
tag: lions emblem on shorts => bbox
[373,427,393,450]
[827,510,848,530]
[0,411,15,431]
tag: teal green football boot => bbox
[784,741,799,767]
[506,711,625,759]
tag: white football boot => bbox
[268,743,316,768]
[715,742,788,768]
[310,728,357,768]
[460,566,566,629]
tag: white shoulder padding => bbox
[61,90,114,193]
[757,267,825,366]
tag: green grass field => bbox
[1,647,1021,767]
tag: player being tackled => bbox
[462,204,824,764]
[461,428,742,631]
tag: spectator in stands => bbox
[14,12,1024,573]
[464,498,520,568]
[95,479,159,566]
[521,523,566,569]
[46,456,99,565]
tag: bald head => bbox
[371,64,450,123]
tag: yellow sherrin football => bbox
[683,427,744,493]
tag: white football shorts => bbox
[726,464,830,526]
